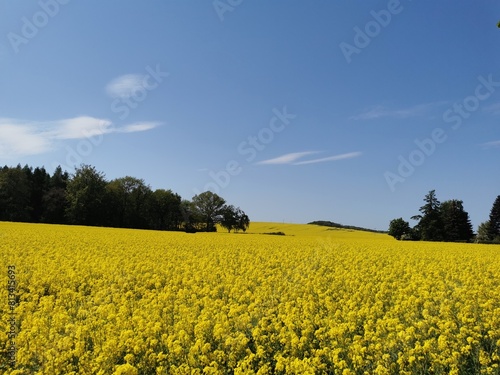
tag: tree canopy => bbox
[388,218,411,240]
[0,164,249,233]
[390,190,475,243]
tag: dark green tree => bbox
[50,166,69,190]
[41,166,69,224]
[179,199,202,232]
[148,189,182,230]
[28,166,51,222]
[388,218,411,240]
[487,195,500,242]
[220,205,250,233]
[220,205,239,233]
[191,191,226,232]
[66,165,108,226]
[441,200,474,242]
[106,177,152,229]
[0,165,31,221]
[411,190,445,241]
[42,188,68,224]
[237,209,250,232]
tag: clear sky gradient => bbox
[0,1,499,230]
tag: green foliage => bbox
[401,191,475,243]
[309,220,385,233]
[191,191,226,232]
[441,200,474,242]
[487,195,500,241]
[388,218,411,240]
[106,176,152,229]
[412,190,445,241]
[0,164,249,233]
[148,189,182,230]
[0,165,31,221]
[65,165,108,226]
[476,221,492,243]
[219,205,250,233]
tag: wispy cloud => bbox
[351,102,446,120]
[0,117,160,159]
[106,74,146,98]
[293,151,362,165]
[257,151,319,165]
[481,140,500,149]
[120,122,161,133]
[257,151,361,166]
[483,103,500,115]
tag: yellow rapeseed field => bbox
[1,221,500,374]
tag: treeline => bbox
[308,220,386,234]
[0,164,249,233]
[389,190,500,244]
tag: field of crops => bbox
[1,221,500,374]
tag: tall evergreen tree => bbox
[441,200,474,242]
[0,165,31,222]
[41,166,69,224]
[411,190,445,241]
[488,195,500,241]
[28,166,51,222]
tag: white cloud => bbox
[351,102,446,120]
[257,151,361,166]
[52,117,114,139]
[120,122,161,133]
[0,116,160,159]
[257,151,319,165]
[0,122,53,158]
[293,151,362,165]
[106,74,146,98]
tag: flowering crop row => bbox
[1,222,500,374]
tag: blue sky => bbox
[0,1,499,231]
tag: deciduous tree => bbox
[192,191,226,231]
[388,218,411,240]
[66,165,107,226]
